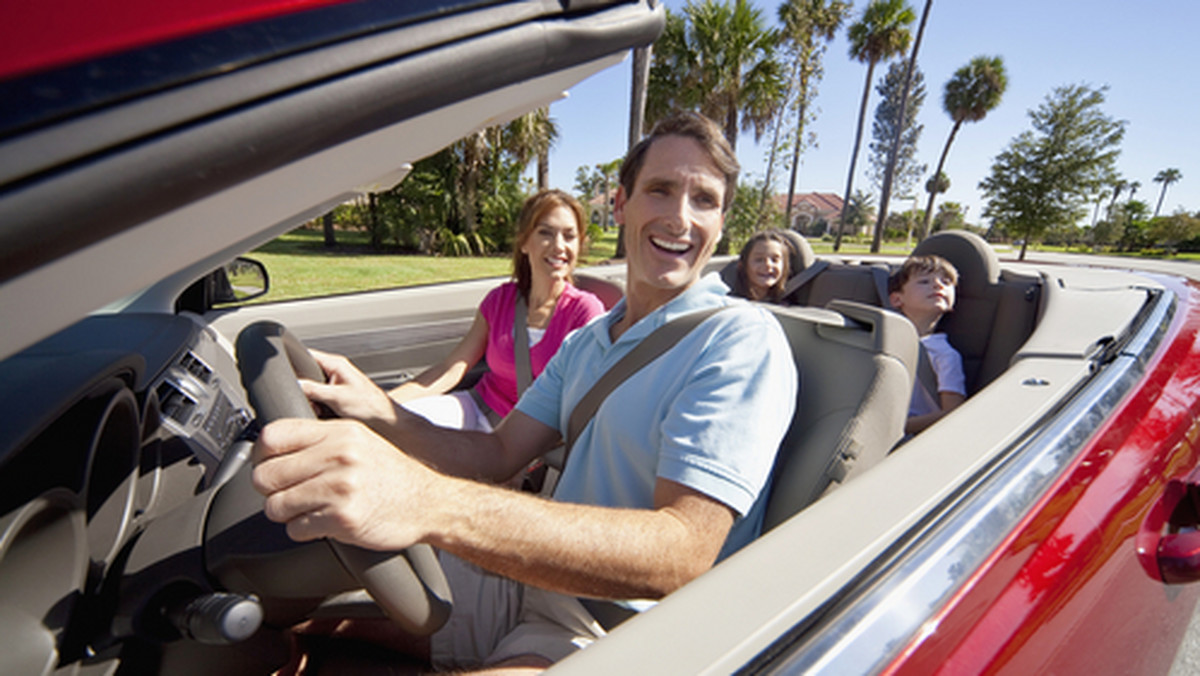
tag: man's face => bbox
[614,135,726,307]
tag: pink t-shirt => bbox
[474,281,606,417]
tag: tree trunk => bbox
[761,59,799,225]
[873,0,932,253]
[368,193,381,249]
[836,61,877,251]
[785,71,812,231]
[620,40,653,260]
[323,211,336,248]
[537,151,550,192]
[921,119,961,240]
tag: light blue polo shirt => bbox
[516,273,797,560]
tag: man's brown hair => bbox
[618,111,739,213]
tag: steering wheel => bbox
[220,320,452,635]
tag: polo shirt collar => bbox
[602,272,731,348]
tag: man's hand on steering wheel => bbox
[299,349,399,431]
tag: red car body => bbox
[891,274,1200,674]
[2,0,346,79]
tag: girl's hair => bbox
[887,255,960,295]
[512,189,588,298]
[735,230,793,302]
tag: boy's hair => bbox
[618,111,739,213]
[888,255,960,295]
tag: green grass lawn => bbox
[248,226,622,303]
[249,226,1196,304]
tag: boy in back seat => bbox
[889,255,966,435]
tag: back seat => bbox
[762,300,917,530]
[778,230,1041,396]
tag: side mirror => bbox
[212,257,269,305]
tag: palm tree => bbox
[1127,180,1141,206]
[871,0,930,253]
[1153,168,1183,218]
[920,55,1007,240]
[835,0,915,251]
[776,0,850,229]
[1107,179,1127,218]
[504,107,558,191]
[646,0,786,154]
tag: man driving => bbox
[252,111,797,673]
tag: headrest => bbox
[778,229,816,272]
[910,230,999,294]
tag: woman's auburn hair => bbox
[512,189,588,298]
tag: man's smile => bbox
[650,236,691,254]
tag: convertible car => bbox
[3,1,1200,674]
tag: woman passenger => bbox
[389,189,605,431]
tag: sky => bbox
[544,0,1199,227]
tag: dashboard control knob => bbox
[166,592,263,644]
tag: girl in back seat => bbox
[732,230,793,303]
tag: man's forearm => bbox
[375,404,516,483]
[426,476,733,600]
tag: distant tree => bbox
[1106,178,1127,217]
[979,84,1125,260]
[574,161,620,219]
[841,189,877,238]
[1147,210,1200,254]
[727,180,783,251]
[922,55,1007,240]
[776,0,850,228]
[1090,215,1120,251]
[504,107,558,191]
[868,61,927,205]
[925,171,949,201]
[647,0,786,154]
[931,201,964,232]
[1153,168,1183,218]
[836,0,915,251]
[871,0,931,253]
[1126,180,1141,206]
[1116,199,1151,252]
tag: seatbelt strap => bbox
[781,259,829,299]
[916,340,940,402]
[562,306,730,467]
[513,294,533,396]
[870,264,893,309]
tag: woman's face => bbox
[521,205,581,284]
[746,239,787,297]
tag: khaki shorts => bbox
[430,552,606,670]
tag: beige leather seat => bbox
[911,231,1041,394]
[762,300,917,530]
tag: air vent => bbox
[155,381,197,425]
[179,351,212,383]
